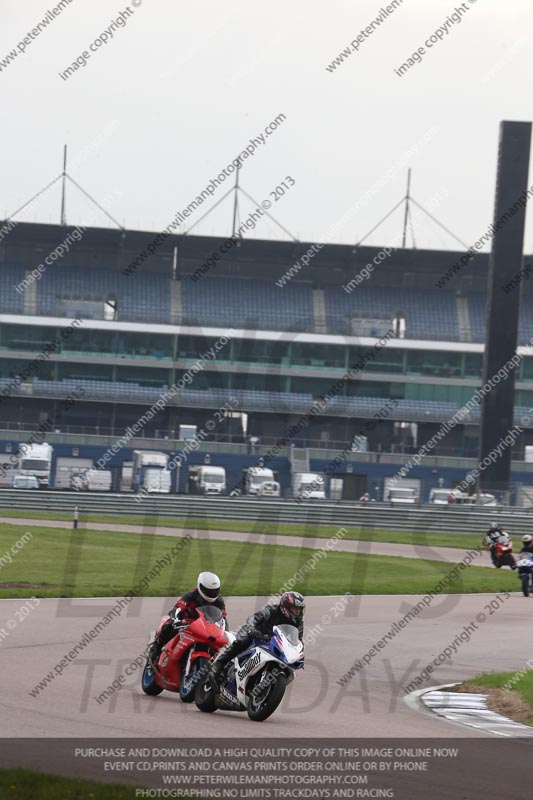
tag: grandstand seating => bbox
[323,286,460,341]
[0,266,26,313]
[1,377,522,425]
[468,293,533,345]
[467,294,486,343]
[3,261,533,345]
[36,269,170,323]
[181,277,314,331]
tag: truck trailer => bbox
[131,450,171,493]
[17,443,53,488]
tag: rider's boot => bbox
[211,640,241,683]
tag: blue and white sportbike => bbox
[517,553,533,596]
[195,624,304,722]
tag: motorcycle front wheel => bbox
[247,668,287,722]
[195,674,217,713]
[141,660,163,695]
[180,656,210,703]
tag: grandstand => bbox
[1,219,533,499]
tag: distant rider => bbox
[149,572,227,665]
[484,524,516,569]
[519,535,533,555]
[210,591,305,683]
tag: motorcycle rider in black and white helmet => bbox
[484,524,516,569]
[209,591,305,683]
[520,535,533,555]
[149,572,227,665]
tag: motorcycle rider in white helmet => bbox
[520,535,533,555]
[484,524,516,569]
[148,571,227,665]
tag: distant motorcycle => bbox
[141,606,228,702]
[517,554,533,596]
[487,539,515,569]
[195,624,304,722]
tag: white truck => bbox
[387,487,418,504]
[292,472,326,500]
[446,488,498,507]
[71,469,113,492]
[429,488,454,505]
[189,465,226,495]
[244,466,277,496]
[132,450,171,494]
[257,480,281,497]
[17,443,53,488]
[384,477,420,504]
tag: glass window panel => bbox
[520,357,533,381]
[291,342,345,369]
[464,353,483,378]
[349,346,404,374]
[57,363,114,381]
[115,366,169,386]
[405,349,462,377]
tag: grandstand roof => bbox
[0,220,507,291]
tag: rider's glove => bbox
[170,610,184,627]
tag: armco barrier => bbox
[0,490,532,536]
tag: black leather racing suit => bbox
[211,602,303,679]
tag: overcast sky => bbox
[1,0,533,252]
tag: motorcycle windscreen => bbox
[274,624,300,644]
[197,605,223,624]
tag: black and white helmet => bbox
[197,571,221,603]
[487,524,503,541]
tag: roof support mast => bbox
[354,169,468,251]
[60,144,67,226]
[401,168,411,248]
[231,161,240,238]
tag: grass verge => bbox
[0,509,483,550]
[0,768,141,799]
[452,670,533,726]
[0,523,517,599]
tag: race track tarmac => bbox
[2,518,531,796]
[1,592,530,740]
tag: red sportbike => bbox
[141,606,228,702]
[490,540,516,569]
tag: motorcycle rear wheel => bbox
[141,660,163,695]
[180,656,210,703]
[521,574,530,597]
[247,669,287,722]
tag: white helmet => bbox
[197,571,221,603]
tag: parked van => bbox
[429,488,454,505]
[13,475,39,490]
[189,465,226,495]
[448,489,498,507]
